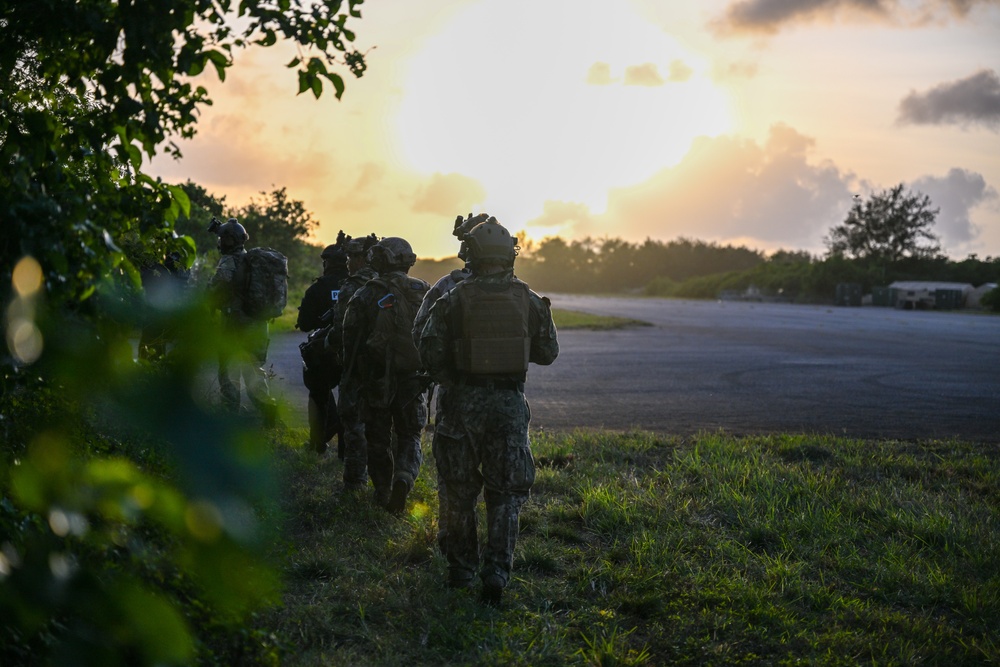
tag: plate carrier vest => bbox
[453,280,531,375]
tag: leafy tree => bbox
[173,180,230,258]
[234,186,328,297]
[1,2,368,664]
[981,285,1000,312]
[236,187,317,257]
[1,0,367,318]
[825,184,942,263]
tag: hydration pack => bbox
[453,280,531,375]
[240,247,289,320]
[366,273,429,374]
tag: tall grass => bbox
[255,430,998,666]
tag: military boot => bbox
[386,474,413,515]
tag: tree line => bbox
[413,185,999,307]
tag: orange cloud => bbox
[624,63,665,87]
[411,172,487,216]
[667,59,694,82]
[586,62,615,85]
[526,124,860,253]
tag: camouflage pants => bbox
[432,386,535,587]
[339,378,369,487]
[218,322,271,416]
[363,375,428,504]
[303,362,343,453]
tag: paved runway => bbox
[267,296,1000,442]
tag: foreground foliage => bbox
[258,430,998,666]
[2,0,367,358]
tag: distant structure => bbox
[881,281,975,310]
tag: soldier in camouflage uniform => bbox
[296,233,350,455]
[342,237,430,513]
[412,212,488,553]
[334,233,380,490]
[207,218,276,424]
[412,212,487,342]
[417,218,558,604]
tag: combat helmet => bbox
[321,230,350,262]
[345,232,379,258]
[464,217,518,268]
[215,217,249,254]
[368,237,417,273]
[453,212,490,262]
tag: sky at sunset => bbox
[149,0,1000,261]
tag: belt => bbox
[457,376,523,391]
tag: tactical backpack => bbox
[240,247,289,320]
[453,280,531,375]
[366,273,429,374]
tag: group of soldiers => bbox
[209,213,560,605]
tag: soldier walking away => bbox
[412,212,487,345]
[335,233,380,492]
[417,217,559,605]
[342,237,430,513]
[207,217,286,426]
[412,212,488,551]
[296,232,351,456]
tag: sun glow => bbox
[396,0,732,227]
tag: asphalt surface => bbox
[267,296,1000,443]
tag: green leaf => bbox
[259,29,277,47]
[102,229,123,253]
[117,583,195,664]
[187,54,206,77]
[166,184,192,219]
[206,49,229,80]
[326,72,345,99]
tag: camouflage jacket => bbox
[341,269,415,385]
[207,250,246,321]
[412,266,470,347]
[332,266,377,358]
[418,270,558,387]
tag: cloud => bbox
[667,59,694,82]
[150,113,334,199]
[897,69,1000,131]
[586,62,615,85]
[411,172,486,216]
[910,168,998,249]
[589,60,693,87]
[528,124,860,252]
[713,60,760,81]
[523,125,995,257]
[713,0,888,35]
[524,200,599,237]
[333,163,386,212]
[624,63,665,87]
[711,0,997,34]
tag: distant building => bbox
[887,281,975,310]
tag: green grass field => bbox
[251,429,999,666]
[272,308,647,335]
